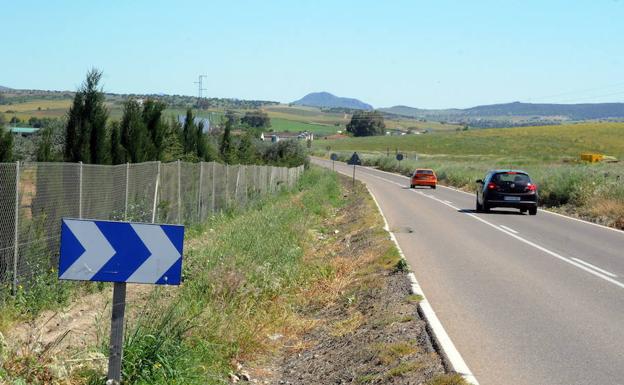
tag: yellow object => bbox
[580,153,604,163]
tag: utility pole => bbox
[194,75,207,100]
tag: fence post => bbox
[225,164,229,209]
[151,161,161,223]
[177,160,182,224]
[79,161,83,219]
[234,166,240,203]
[198,162,203,222]
[12,161,20,295]
[211,162,216,213]
[124,162,130,221]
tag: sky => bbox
[1,0,623,109]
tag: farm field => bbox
[315,122,624,160]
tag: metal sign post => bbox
[347,152,362,190]
[59,218,185,385]
[330,153,338,171]
[108,282,127,385]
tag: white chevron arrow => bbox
[60,220,116,281]
[127,224,181,284]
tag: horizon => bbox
[1,1,623,109]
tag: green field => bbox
[315,122,624,160]
[316,122,624,229]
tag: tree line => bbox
[29,69,305,167]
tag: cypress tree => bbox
[64,69,109,163]
[110,121,126,165]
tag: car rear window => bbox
[492,172,530,183]
[416,170,433,175]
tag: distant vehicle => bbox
[410,169,437,189]
[476,170,538,215]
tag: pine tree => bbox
[142,99,166,159]
[110,121,126,165]
[220,117,235,163]
[64,69,109,163]
[120,99,149,163]
[182,109,198,155]
[0,126,13,162]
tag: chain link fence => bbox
[0,160,304,293]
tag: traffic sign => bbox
[59,218,185,285]
[347,152,362,165]
[330,153,338,161]
[396,153,404,161]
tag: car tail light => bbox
[487,182,497,190]
[526,183,536,192]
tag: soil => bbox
[248,176,448,385]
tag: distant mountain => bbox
[380,101,624,121]
[0,85,13,92]
[292,92,373,110]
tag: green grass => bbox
[77,168,344,385]
[269,117,337,135]
[315,122,624,160]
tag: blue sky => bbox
[1,0,623,108]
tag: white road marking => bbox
[499,225,519,234]
[331,163,624,291]
[319,158,624,235]
[444,200,454,204]
[571,257,617,278]
[365,185,479,385]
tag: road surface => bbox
[313,157,624,385]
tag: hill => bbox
[0,85,13,92]
[292,92,373,110]
[380,101,624,121]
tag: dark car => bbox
[476,170,538,215]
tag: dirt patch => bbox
[3,283,157,380]
[248,176,450,385]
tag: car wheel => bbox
[520,208,527,214]
[431,185,436,189]
[410,184,415,188]
[529,207,537,216]
[476,199,482,212]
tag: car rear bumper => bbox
[486,199,537,209]
[412,180,436,186]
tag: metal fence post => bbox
[198,162,203,222]
[211,162,216,213]
[234,166,240,202]
[151,161,161,224]
[225,164,229,208]
[124,162,130,221]
[12,161,20,295]
[79,161,83,219]
[177,160,182,224]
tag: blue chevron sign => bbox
[59,218,184,285]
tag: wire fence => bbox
[0,160,304,293]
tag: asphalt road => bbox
[313,157,624,385]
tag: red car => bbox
[410,169,437,189]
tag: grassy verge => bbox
[66,168,344,384]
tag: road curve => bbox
[313,157,624,385]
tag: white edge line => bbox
[499,225,519,234]
[365,185,480,385]
[315,157,624,235]
[571,257,618,278]
[373,161,623,235]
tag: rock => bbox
[229,372,240,383]
[239,370,251,381]
[334,229,340,234]
[268,333,283,341]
